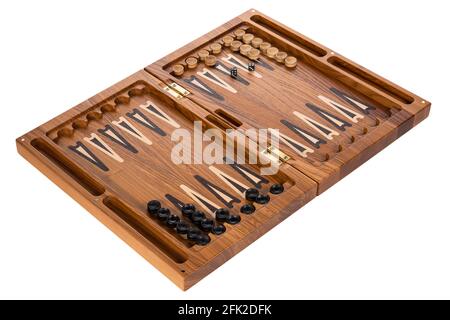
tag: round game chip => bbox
[275,51,288,63]
[239,44,252,56]
[166,214,180,228]
[191,211,206,224]
[270,183,285,194]
[187,228,201,241]
[185,57,198,69]
[255,194,270,204]
[198,49,209,61]
[210,43,222,54]
[259,42,271,54]
[266,47,279,58]
[212,224,226,235]
[285,56,297,68]
[181,204,196,218]
[196,233,211,246]
[222,35,234,47]
[176,221,190,234]
[157,208,170,221]
[234,28,245,39]
[231,40,242,52]
[200,218,214,232]
[245,188,259,201]
[240,203,256,215]
[226,214,241,225]
[172,64,184,77]
[251,37,263,48]
[205,55,217,67]
[147,200,161,215]
[248,48,260,60]
[215,208,230,222]
[242,33,254,44]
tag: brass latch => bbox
[163,81,190,99]
[261,146,290,164]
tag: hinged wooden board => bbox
[17,9,430,290]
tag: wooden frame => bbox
[17,9,430,290]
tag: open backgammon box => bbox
[16,9,430,290]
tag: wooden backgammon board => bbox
[16,9,430,290]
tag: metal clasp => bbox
[163,81,190,99]
[261,146,290,164]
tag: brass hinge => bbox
[261,146,290,164]
[163,81,190,99]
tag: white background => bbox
[1,0,449,299]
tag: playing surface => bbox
[17,9,430,290]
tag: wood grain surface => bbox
[17,9,430,290]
